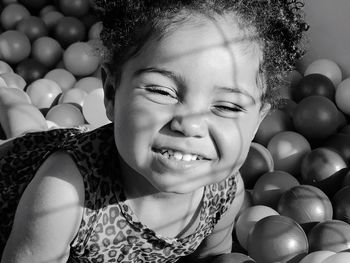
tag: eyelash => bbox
[145,86,177,98]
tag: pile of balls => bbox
[235,58,350,263]
[0,0,109,141]
[1,1,350,263]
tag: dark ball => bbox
[254,109,293,147]
[247,215,308,263]
[333,186,350,224]
[308,219,350,252]
[54,16,86,48]
[293,96,339,140]
[277,185,333,231]
[15,58,48,84]
[239,142,274,189]
[292,73,336,102]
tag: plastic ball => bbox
[267,131,311,177]
[54,16,86,48]
[299,251,336,263]
[82,88,110,128]
[0,72,26,90]
[212,253,256,263]
[324,133,350,165]
[304,59,343,87]
[18,0,48,11]
[58,88,87,108]
[235,205,279,250]
[252,171,300,209]
[41,11,64,31]
[46,103,85,128]
[343,169,350,187]
[0,3,30,30]
[333,186,350,224]
[26,78,62,110]
[335,78,350,115]
[15,58,48,84]
[39,5,57,17]
[254,109,293,147]
[336,110,347,131]
[247,215,308,263]
[0,60,14,74]
[293,96,339,140]
[277,185,333,230]
[88,21,103,40]
[58,0,90,17]
[1,0,18,6]
[236,189,254,220]
[15,16,48,42]
[301,147,347,187]
[278,98,298,118]
[31,36,62,68]
[63,42,100,77]
[73,76,103,93]
[44,68,76,91]
[322,252,350,263]
[280,69,303,99]
[0,30,31,64]
[239,142,274,189]
[340,125,350,135]
[308,220,350,252]
[292,74,336,102]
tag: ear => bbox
[101,64,116,121]
[252,103,271,139]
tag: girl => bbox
[0,0,308,262]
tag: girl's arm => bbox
[181,173,245,263]
[1,151,84,263]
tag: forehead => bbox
[140,14,262,64]
[122,14,263,96]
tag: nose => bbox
[170,112,208,138]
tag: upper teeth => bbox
[160,149,203,161]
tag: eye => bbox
[212,102,246,118]
[143,85,178,104]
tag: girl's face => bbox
[107,15,269,194]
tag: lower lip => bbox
[152,151,208,172]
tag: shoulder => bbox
[191,173,245,260]
[2,151,85,262]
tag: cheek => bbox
[215,116,260,163]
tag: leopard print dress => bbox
[0,124,237,262]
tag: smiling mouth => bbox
[153,148,208,162]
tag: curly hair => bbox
[91,0,308,108]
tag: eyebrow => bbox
[133,67,256,105]
[215,86,256,105]
[133,67,186,87]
